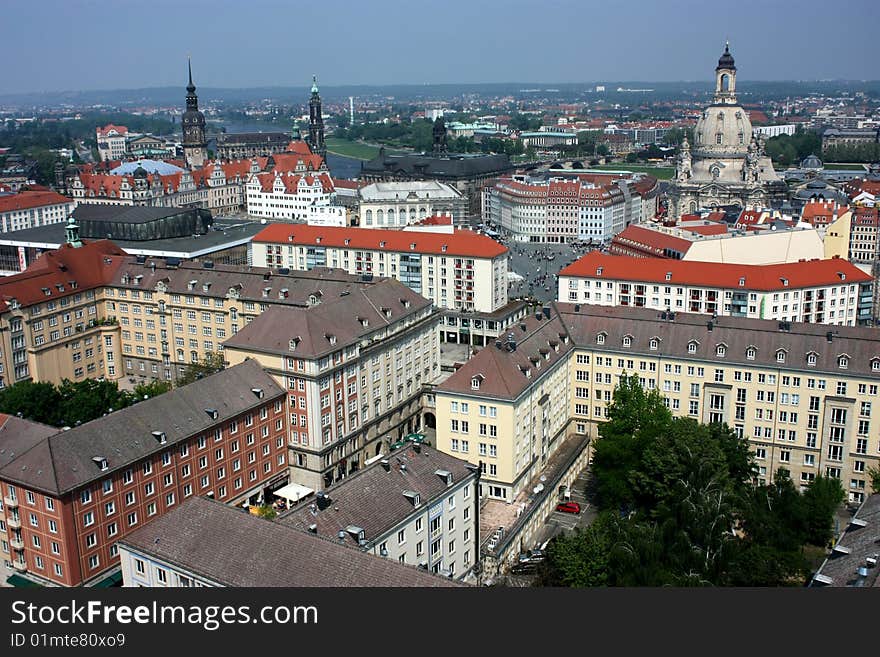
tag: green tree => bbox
[590,374,671,511]
[254,505,277,520]
[133,379,172,400]
[176,352,226,386]
[538,516,611,587]
[801,475,845,547]
[596,143,610,157]
[867,466,880,493]
[0,381,62,425]
[56,378,132,427]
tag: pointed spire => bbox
[187,56,196,93]
[311,75,319,94]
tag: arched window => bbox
[387,209,395,224]
[838,355,849,369]
[622,335,632,348]
[720,74,730,92]
[376,209,384,225]
[597,333,606,345]
[365,209,373,225]
[649,338,659,351]
[716,344,726,357]
[807,353,817,366]
[776,350,786,363]
[688,341,698,354]
[746,347,756,360]
[871,359,880,372]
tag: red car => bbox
[556,501,581,514]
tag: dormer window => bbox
[665,272,672,282]
[807,352,817,366]
[596,267,603,276]
[649,338,659,351]
[746,347,756,361]
[780,278,789,287]
[622,335,632,348]
[838,355,849,369]
[716,344,726,357]
[871,358,880,372]
[688,340,698,354]
[471,375,483,390]
[738,277,746,287]
[776,350,786,363]
[289,338,300,351]
[597,332,606,345]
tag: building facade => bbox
[358,181,466,227]
[0,361,288,586]
[245,171,336,221]
[96,125,129,162]
[558,251,874,326]
[215,132,291,160]
[434,303,880,506]
[249,223,509,314]
[277,443,479,579]
[0,189,76,234]
[221,279,441,491]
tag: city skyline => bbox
[1,0,877,95]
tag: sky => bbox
[2,0,877,94]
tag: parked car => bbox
[555,501,581,514]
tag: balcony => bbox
[9,536,24,550]
[3,495,18,508]
[6,514,21,529]
[12,560,27,572]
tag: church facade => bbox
[668,44,787,219]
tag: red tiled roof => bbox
[610,224,693,256]
[330,178,365,190]
[801,201,846,222]
[0,241,127,310]
[285,141,313,155]
[0,190,75,214]
[251,172,334,194]
[253,224,507,259]
[413,215,453,226]
[96,124,128,137]
[77,173,134,197]
[270,152,325,174]
[559,252,871,290]
[685,223,728,236]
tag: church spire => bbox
[187,57,195,93]
[308,75,326,160]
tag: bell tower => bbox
[714,41,737,105]
[182,58,208,169]
[307,75,326,161]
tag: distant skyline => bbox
[2,0,877,95]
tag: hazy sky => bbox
[2,0,877,94]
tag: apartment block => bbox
[117,496,464,587]
[435,303,880,505]
[250,224,509,314]
[0,361,288,586]
[558,251,873,326]
[222,279,441,491]
[277,443,479,579]
[0,189,77,234]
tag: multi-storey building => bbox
[0,360,288,586]
[117,496,464,587]
[558,251,874,326]
[0,234,432,389]
[277,443,479,579]
[96,125,129,162]
[221,279,441,491]
[216,132,292,160]
[358,181,466,227]
[0,189,76,234]
[250,224,509,314]
[245,171,336,221]
[483,174,654,244]
[435,303,880,505]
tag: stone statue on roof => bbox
[676,135,692,182]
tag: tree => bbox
[596,143,610,157]
[0,381,62,425]
[254,505,277,520]
[590,374,672,511]
[538,516,611,587]
[133,379,172,400]
[868,466,880,494]
[801,475,844,547]
[176,352,226,386]
[56,378,132,427]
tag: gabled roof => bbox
[278,444,474,546]
[0,190,75,214]
[0,361,284,496]
[118,496,464,587]
[0,414,58,470]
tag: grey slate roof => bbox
[222,277,433,358]
[119,496,466,587]
[217,132,290,145]
[0,414,57,471]
[0,360,284,496]
[437,302,880,401]
[71,204,199,226]
[361,150,513,179]
[811,493,880,587]
[277,444,476,546]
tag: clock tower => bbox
[307,75,326,161]
[182,58,208,169]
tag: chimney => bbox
[826,331,834,343]
[380,459,390,471]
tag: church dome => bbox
[693,104,752,157]
[801,154,823,170]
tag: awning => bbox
[6,574,42,588]
[93,570,123,588]
[273,482,314,504]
